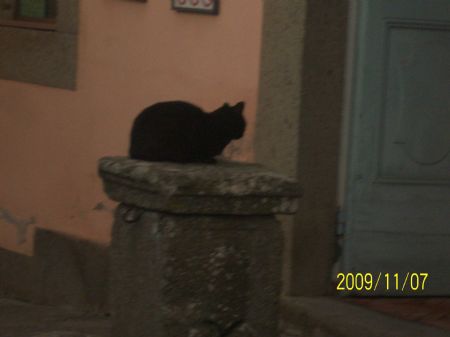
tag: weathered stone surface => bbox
[99,156,301,215]
[99,157,301,337]
[110,205,282,337]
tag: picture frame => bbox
[171,0,219,15]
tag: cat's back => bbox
[135,101,204,125]
[129,101,206,161]
[129,100,246,162]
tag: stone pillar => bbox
[98,157,301,337]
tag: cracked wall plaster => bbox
[0,208,36,244]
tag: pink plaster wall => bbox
[0,0,262,255]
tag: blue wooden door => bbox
[343,0,450,295]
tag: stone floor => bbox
[345,297,450,331]
[282,297,450,337]
[1,298,296,337]
[0,299,110,337]
[2,297,450,337]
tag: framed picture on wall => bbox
[172,0,220,15]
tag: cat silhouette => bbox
[129,101,246,163]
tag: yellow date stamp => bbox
[336,272,429,292]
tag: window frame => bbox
[0,0,79,89]
[0,19,56,30]
[0,0,57,30]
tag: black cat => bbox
[129,101,246,163]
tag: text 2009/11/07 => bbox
[336,272,429,292]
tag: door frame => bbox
[255,0,350,295]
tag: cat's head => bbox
[215,101,246,139]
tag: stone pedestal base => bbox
[99,157,301,337]
[111,204,282,337]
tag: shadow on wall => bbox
[0,228,110,313]
[0,208,36,244]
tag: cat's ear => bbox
[233,101,245,113]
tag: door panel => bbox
[343,0,450,295]
[349,232,450,293]
[381,23,450,181]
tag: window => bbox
[0,0,57,30]
[0,0,78,89]
[17,0,57,19]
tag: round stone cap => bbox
[98,156,301,215]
